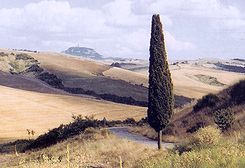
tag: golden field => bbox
[0,85,146,141]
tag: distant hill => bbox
[63,47,103,60]
[62,47,148,64]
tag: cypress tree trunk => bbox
[147,14,174,150]
[158,130,162,150]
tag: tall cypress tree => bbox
[148,14,174,150]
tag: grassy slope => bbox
[29,52,109,77]
[0,129,160,168]
[170,80,245,137]
[103,67,148,87]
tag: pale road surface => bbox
[107,127,174,149]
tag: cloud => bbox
[165,31,195,51]
[0,0,196,59]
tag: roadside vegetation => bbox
[0,128,159,168]
[0,126,244,168]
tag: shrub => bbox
[214,108,234,131]
[0,52,8,56]
[193,126,221,147]
[186,122,205,133]
[25,116,141,151]
[84,127,100,135]
[123,118,136,125]
[15,53,34,60]
[230,80,245,104]
[37,72,64,89]
[193,94,219,112]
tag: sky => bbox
[0,0,245,60]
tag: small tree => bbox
[214,108,234,131]
[193,93,219,112]
[230,80,245,104]
[26,129,31,140]
[31,130,35,137]
[148,14,174,150]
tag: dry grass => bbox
[128,126,181,143]
[29,52,110,77]
[103,67,148,87]
[0,129,161,168]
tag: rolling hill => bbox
[0,48,244,141]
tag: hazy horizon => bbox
[0,0,245,60]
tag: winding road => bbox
[108,127,174,149]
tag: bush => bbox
[24,116,141,151]
[15,53,34,60]
[123,118,136,125]
[230,80,245,104]
[193,94,219,112]
[186,122,205,133]
[214,108,234,131]
[37,72,64,89]
[0,52,8,56]
[193,126,221,147]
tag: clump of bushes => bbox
[214,108,234,131]
[24,116,140,151]
[193,93,219,112]
[26,117,104,150]
[230,80,245,104]
[0,52,8,57]
[192,126,221,147]
[15,53,34,60]
[178,126,221,154]
[37,72,64,89]
[186,122,206,133]
[110,62,121,67]
[83,127,109,140]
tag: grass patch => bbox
[128,125,180,143]
[186,74,226,87]
[194,74,225,86]
[137,126,245,168]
